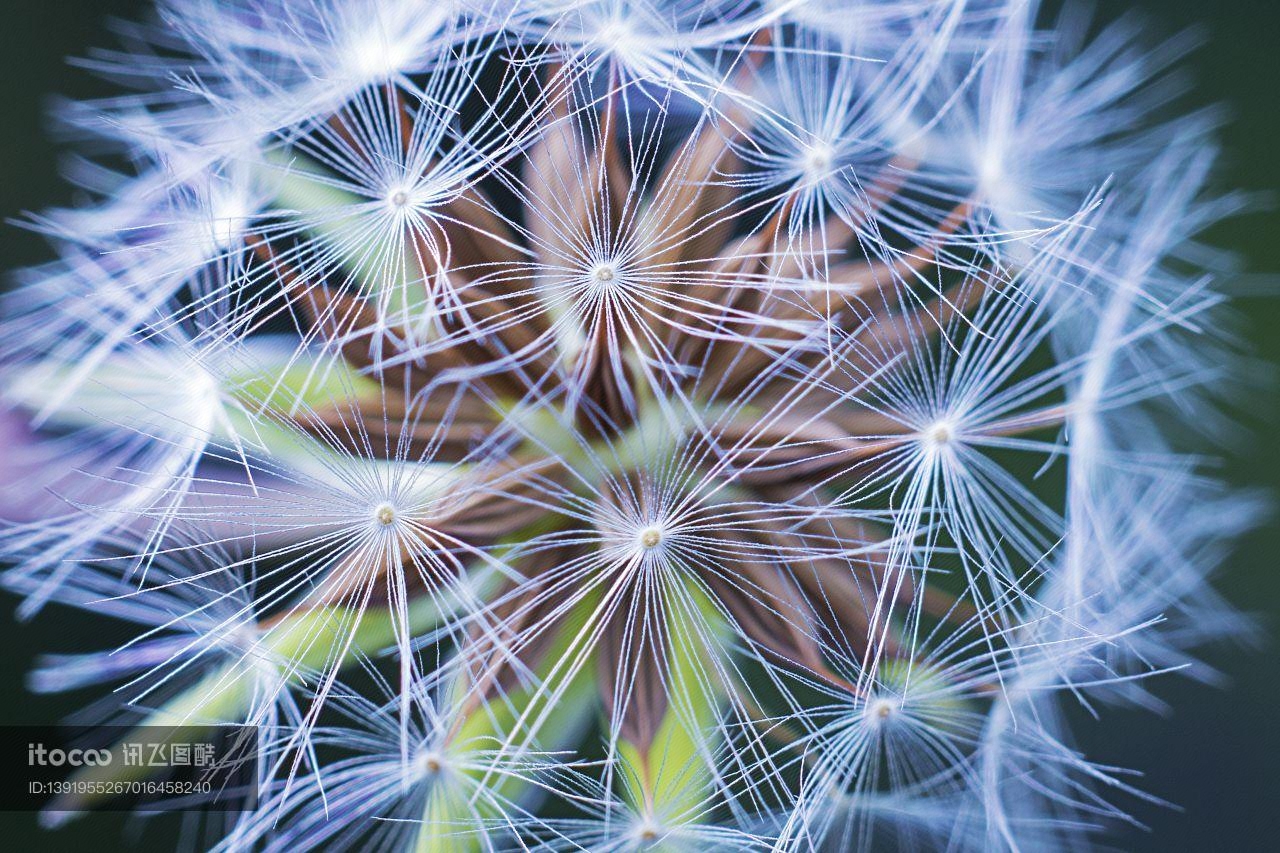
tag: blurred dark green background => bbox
[0,1,1276,850]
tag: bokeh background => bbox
[0,1,1275,850]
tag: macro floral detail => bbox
[0,1,1260,851]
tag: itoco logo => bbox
[27,743,112,766]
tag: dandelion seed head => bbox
[373,502,398,527]
[342,28,414,82]
[633,819,662,844]
[595,17,636,55]
[976,146,1010,204]
[637,525,663,550]
[924,419,956,448]
[865,696,899,727]
[414,748,445,778]
[387,188,411,210]
[199,186,254,252]
[0,1,1257,850]
[591,261,618,288]
[800,140,837,182]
